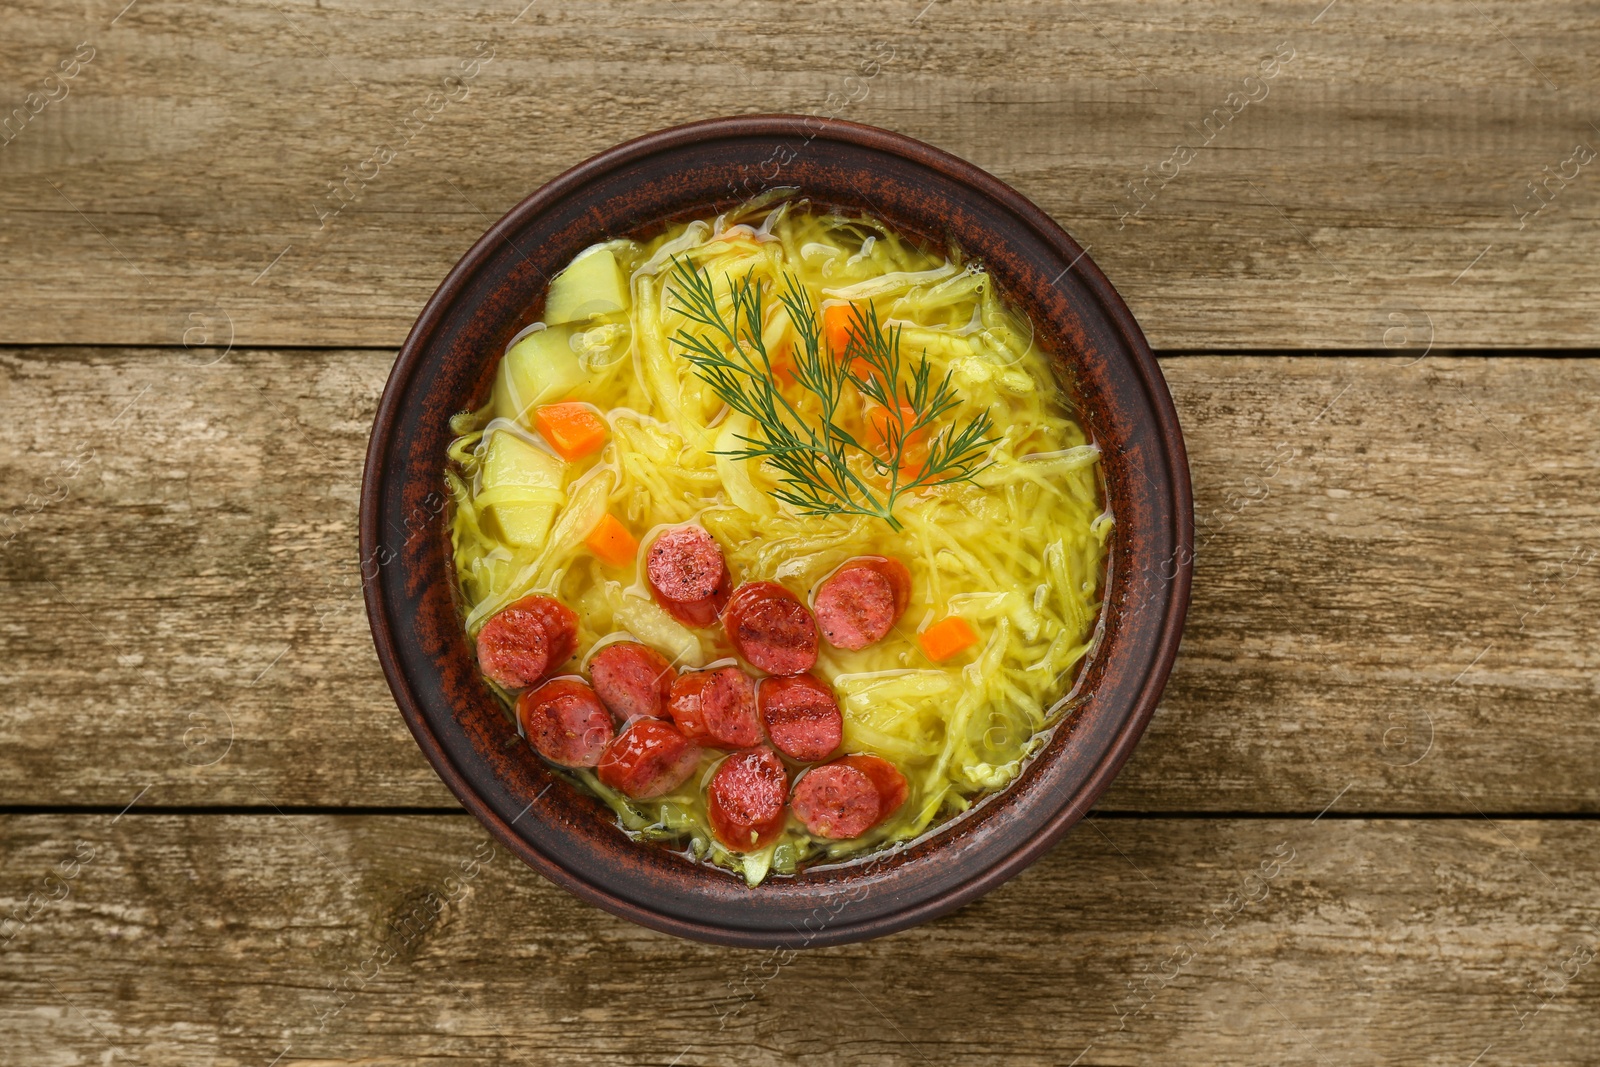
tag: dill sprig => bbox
[668,256,996,532]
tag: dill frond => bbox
[668,257,996,532]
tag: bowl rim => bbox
[362,114,1192,946]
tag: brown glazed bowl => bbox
[362,116,1191,948]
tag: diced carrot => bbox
[865,402,925,452]
[534,402,608,461]
[918,617,979,662]
[770,343,796,388]
[897,445,929,480]
[584,512,639,568]
[823,303,874,378]
[864,401,929,477]
[823,302,856,355]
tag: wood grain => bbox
[4,0,1595,1057]
[1,1,1597,349]
[2,347,1595,810]
[2,813,1597,1065]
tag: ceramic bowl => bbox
[361,116,1191,947]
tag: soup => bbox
[446,197,1109,885]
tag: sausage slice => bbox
[841,754,909,818]
[476,594,580,689]
[706,745,789,852]
[655,580,730,628]
[597,719,703,799]
[589,641,676,722]
[667,666,761,749]
[790,763,883,839]
[518,595,581,665]
[517,677,614,768]
[757,674,843,762]
[813,556,912,650]
[722,581,819,676]
[791,753,908,839]
[646,524,732,628]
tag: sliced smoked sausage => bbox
[790,763,883,839]
[841,754,908,818]
[517,677,614,768]
[791,753,908,839]
[597,719,703,799]
[706,745,789,852]
[589,641,676,722]
[722,581,819,676]
[476,594,580,689]
[757,674,843,762]
[667,666,761,749]
[813,556,911,650]
[646,525,731,626]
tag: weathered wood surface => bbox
[2,347,1595,810]
[2,1,1598,349]
[2,814,1597,1065]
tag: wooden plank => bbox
[2,813,1597,1064]
[2,1,1597,348]
[2,347,1596,810]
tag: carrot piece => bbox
[823,303,874,378]
[534,402,608,461]
[823,302,856,355]
[770,343,796,388]
[865,402,925,452]
[584,513,639,568]
[918,617,979,662]
[864,401,929,477]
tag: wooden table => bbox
[4,2,1597,1062]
